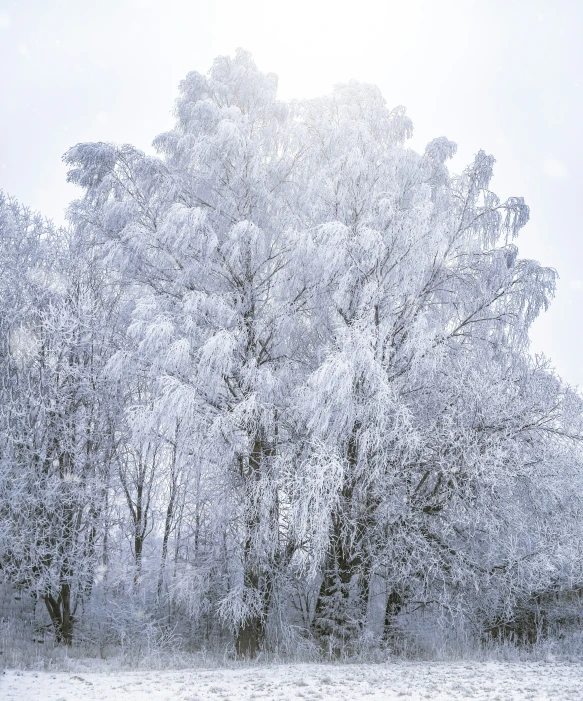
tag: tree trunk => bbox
[235,565,267,658]
[235,618,265,658]
[311,423,368,656]
[158,433,180,597]
[233,434,275,658]
[43,583,73,646]
[134,480,145,583]
[157,486,175,596]
[134,531,143,583]
[311,517,357,657]
[382,588,404,644]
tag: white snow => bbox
[2,662,583,700]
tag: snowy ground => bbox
[2,662,583,700]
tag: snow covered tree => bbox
[277,90,567,652]
[0,193,120,645]
[61,50,583,656]
[65,50,317,656]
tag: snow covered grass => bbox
[3,661,583,700]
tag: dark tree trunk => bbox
[157,495,174,596]
[234,567,271,657]
[233,434,275,658]
[235,569,266,659]
[158,432,180,597]
[382,588,404,643]
[60,582,73,645]
[43,583,73,646]
[311,422,370,656]
[311,518,357,657]
[235,621,263,658]
[133,480,146,583]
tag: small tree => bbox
[0,193,117,644]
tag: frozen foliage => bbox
[0,194,123,645]
[1,50,583,661]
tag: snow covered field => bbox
[2,662,583,701]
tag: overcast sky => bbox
[1,0,582,386]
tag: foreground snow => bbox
[2,662,583,700]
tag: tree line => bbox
[1,50,582,658]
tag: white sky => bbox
[1,0,582,386]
